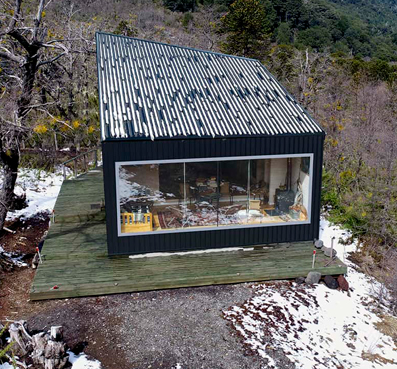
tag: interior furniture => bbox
[120,211,153,233]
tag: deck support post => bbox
[83,153,87,173]
[74,160,77,178]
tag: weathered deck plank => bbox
[30,168,347,301]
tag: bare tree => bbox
[0,0,69,230]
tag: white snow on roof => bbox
[96,33,323,141]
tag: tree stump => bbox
[4,321,69,369]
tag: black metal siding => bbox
[102,134,324,255]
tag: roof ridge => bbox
[95,31,259,63]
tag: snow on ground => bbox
[3,168,64,221]
[128,246,255,259]
[224,218,397,369]
[0,363,13,369]
[0,245,27,267]
[0,352,103,369]
[68,351,103,369]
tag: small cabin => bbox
[96,32,325,256]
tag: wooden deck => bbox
[30,168,347,301]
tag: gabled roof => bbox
[96,32,324,141]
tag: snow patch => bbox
[129,246,255,259]
[2,168,64,221]
[224,219,397,368]
[68,351,102,369]
[0,245,27,267]
[0,363,14,369]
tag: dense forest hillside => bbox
[0,0,396,295]
[162,0,397,60]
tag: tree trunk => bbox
[0,148,20,230]
[0,51,38,231]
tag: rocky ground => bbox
[1,169,397,369]
[26,284,288,369]
[1,214,289,369]
[2,214,397,369]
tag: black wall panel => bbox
[102,134,324,255]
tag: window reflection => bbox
[218,160,249,225]
[117,156,311,235]
[185,162,219,227]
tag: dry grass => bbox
[361,351,396,364]
[375,315,397,346]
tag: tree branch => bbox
[0,50,23,64]
[8,30,33,53]
[5,0,33,53]
[38,109,73,130]
[37,52,66,67]
[33,0,46,41]
[7,0,22,32]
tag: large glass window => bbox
[116,155,312,235]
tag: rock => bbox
[295,277,306,285]
[324,275,339,289]
[314,239,324,249]
[322,246,337,258]
[305,271,321,285]
[337,275,349,291]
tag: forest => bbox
[0,0,396,291]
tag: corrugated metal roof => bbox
[96,32,324,141]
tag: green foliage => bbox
[297,26,333,50]
[220,0,274,58]
[267,44,295,80]
[114,20,138,37]
[271,0,397,60]
[0,324,16,368]
[336,57,397,82]
[273,0,303,26]
[275,22,292,44]
[181,12,194,27]
[321,168,368,236]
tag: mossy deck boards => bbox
[30,168,347,301]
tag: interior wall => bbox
[268,158,287,204]
[301,171,310,211]
[264,160,270,186]
[291,158,301,192]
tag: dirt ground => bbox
[0,215,49,318]
[25,285,284,369]
[0,216,293,369]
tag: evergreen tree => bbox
[276,22,293,44]
[220,0,275,58]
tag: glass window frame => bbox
[115,154,314,237]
